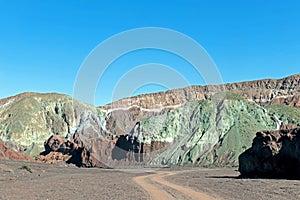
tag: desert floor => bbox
[1,160,300,200]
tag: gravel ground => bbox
[0,160,147,200]
[165,167,300,200]
[1,161,300,200]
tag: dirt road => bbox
[133,171,218,200]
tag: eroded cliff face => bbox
[66,111,171,167]
[100,74,300,110]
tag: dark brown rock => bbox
[239,127,300,179]
[36,135,108,168]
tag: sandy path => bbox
[133,171,218,200]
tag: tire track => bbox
[133,171,219,200]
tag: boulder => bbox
[239,127,300,179]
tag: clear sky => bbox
[0,0,299,105]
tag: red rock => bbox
[0,139,34,161]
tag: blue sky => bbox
[0,0,299,105]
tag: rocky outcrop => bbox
[37,136,74,164]
[70,112,115,166]
[239,127,300,179]
[0,139,33,161]
[68,111,171,167]
[36,135,108,168]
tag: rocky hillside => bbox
[40,92,299,167]
[0,93,105,157]
[0,74,299,167]
[125,92,298,166]
[100,74,300,135]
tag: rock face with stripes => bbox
[36,92,300,167]
[100,74,300,136]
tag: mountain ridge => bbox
[100,73,300,110]
[1,74,299,108]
